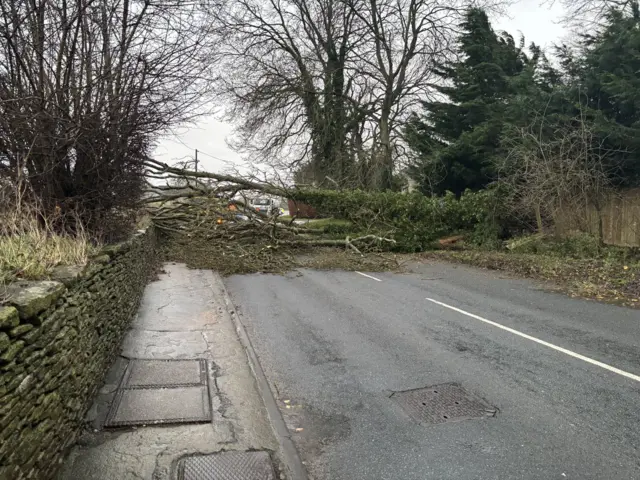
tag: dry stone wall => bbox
[0,228,157,480]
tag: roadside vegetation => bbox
[0,230,94,285]
[0,187,96,286]
[429,234,640,307]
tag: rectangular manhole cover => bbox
[391,383,496,425]
[177,451,275,480]
[105,386,211,427]
[123,359,207,388]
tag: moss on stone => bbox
[8,325,34,338]
[0,332,10,353]
[100,241,132,257]
[7,281,66,320]
[0,307,19,329]
[0,341,25,363]
[21,329,41,345]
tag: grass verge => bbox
[0,231,96,285]
[427,248,640,308]
[1,192,97,286]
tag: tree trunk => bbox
[379,110,393,190]
[534,203,543,233]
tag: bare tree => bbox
[210,0,363,187]
[210,0,507,190]
[0,0,213,238]
[498,108,620,241]
[346,0,461,189]
[549,0,634,28]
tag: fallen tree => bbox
[142,160,396,264]
[143,158,502,258]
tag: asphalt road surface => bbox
[225,261,640,480]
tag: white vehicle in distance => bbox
[251,197,281,216]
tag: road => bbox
[225,261,640,480]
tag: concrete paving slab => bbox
[124,359,206,388]
[61,424,236,480]
[135,301,220,331]
[105,386,211,427]
[121,330,210,359]
[134,265,223,331]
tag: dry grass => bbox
[0,230,95,284]
[427,249,640,308]
[0,187,97,285]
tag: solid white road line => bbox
[355,271,382,282]
[426,297,640,384]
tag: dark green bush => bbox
[291,188,501,252]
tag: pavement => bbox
[60,263,279,480]
[225,261,640,480]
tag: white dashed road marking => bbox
[355,271,382,282]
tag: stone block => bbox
[21,328,41,345]
[6,372,26,392]
[8,324,33,338]
[6,281,66,321]
[0,228,157,480]
[91,254,111,265]
[24,349,45,365]
[100,241,131,257]
[0,333,10,353]
[0,307,19,329]
[0,341,25,364]
[50,265,86,287]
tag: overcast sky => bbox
[153,0,570,174]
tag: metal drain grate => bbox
[122,359,207,388]
[105,385,212,427]
[391,383,496,425]
[104,359,212,428]
[176,451,275,480]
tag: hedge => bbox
[290,188,501,252]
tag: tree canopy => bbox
[406,2,640,197]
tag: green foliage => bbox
[506,233,640,265]
[405,9,539,195]
[291,188,500,252]
[570,3,640,184]
[311,218,354,235]
[408,3,640,200]
[507,233,602,258]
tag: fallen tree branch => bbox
[143,160,397,264]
